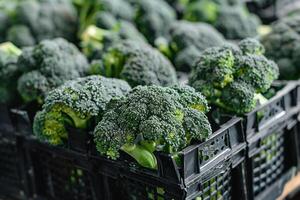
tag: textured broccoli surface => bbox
[94,85,211,169]
[91,39,178,87]
[3,0,78,47]
[17,38,89,104]
[33,75,131,145]
[0,42,22,104]
[189,38,279,114]
[130,0,176,44]
[158,20,225,72]
[261,15,300,80]
[183,0,261,39]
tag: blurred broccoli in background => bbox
[17,38,89,104]
[33,75,131,145]
[157,20,225,72]
[0,42,22,104]
[94,85,211,169]
[183,0,261,40]
[129,0,176,44]
[81,23,147,60]
[261,15,300,80]
[189,38,279,114]
[89,39,178,87]
[75,0,135,36]
[0,0,78,47]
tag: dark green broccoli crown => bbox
[94,85,211,159]
[0,42,21,103]
[9,0,78,46]
[235,54,279,93]
[17,70,49,104]
[166,20,225,71]
[261,15,300,79]
[189,38,278,114]
[183,107,212,142]
[6,25,35,47]
[169,21,225,53]
[183,0,260,40]
[215,6,260,39]
[17,38,89,103]
[33,75,131,145]
[99,40,178,87]
[221,80,256,114]
[239,38,265,55]
[190,46,235,88]
[132,0,176,44]
[101,0,134,21]
[117,20,147,43]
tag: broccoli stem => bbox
[103,50,125,78]
[121,143,158,169]
[62,107,90,129]
[254,93,268,105]
[0,42,21,56]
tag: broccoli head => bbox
[91,39,178,87]
[93,85,211,169]
[33,75,131,145]
[6,25,35,47]
[4,0,78,47]
[183,0,261,39]
[130,0,176,44]
[261,15,300,79]
[189,38,279,114]
[0,42,22,104]
[17,38,89,104]
[158,20,225,72]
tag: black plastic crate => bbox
[244,81,299,141]
[90,117,247,200]
[24,139,97,200]
[0,105,31,200]
[245,107,299,200]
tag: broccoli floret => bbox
[101,0,134,21]
[158,20,225,72]
[17,38,89,104]
[92,39,178,87]
[6,25,35,47]
[220,81,256,114]
[116,20,147,43]
[189,38,278,114]
[261,15,300,79]
[215,6,261,40]
[93,85,211,169]
[0,42,22,104]
[183,0,261,39]
[33,75,131,145]
[5,0,78,47]
[131,0,176,44]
